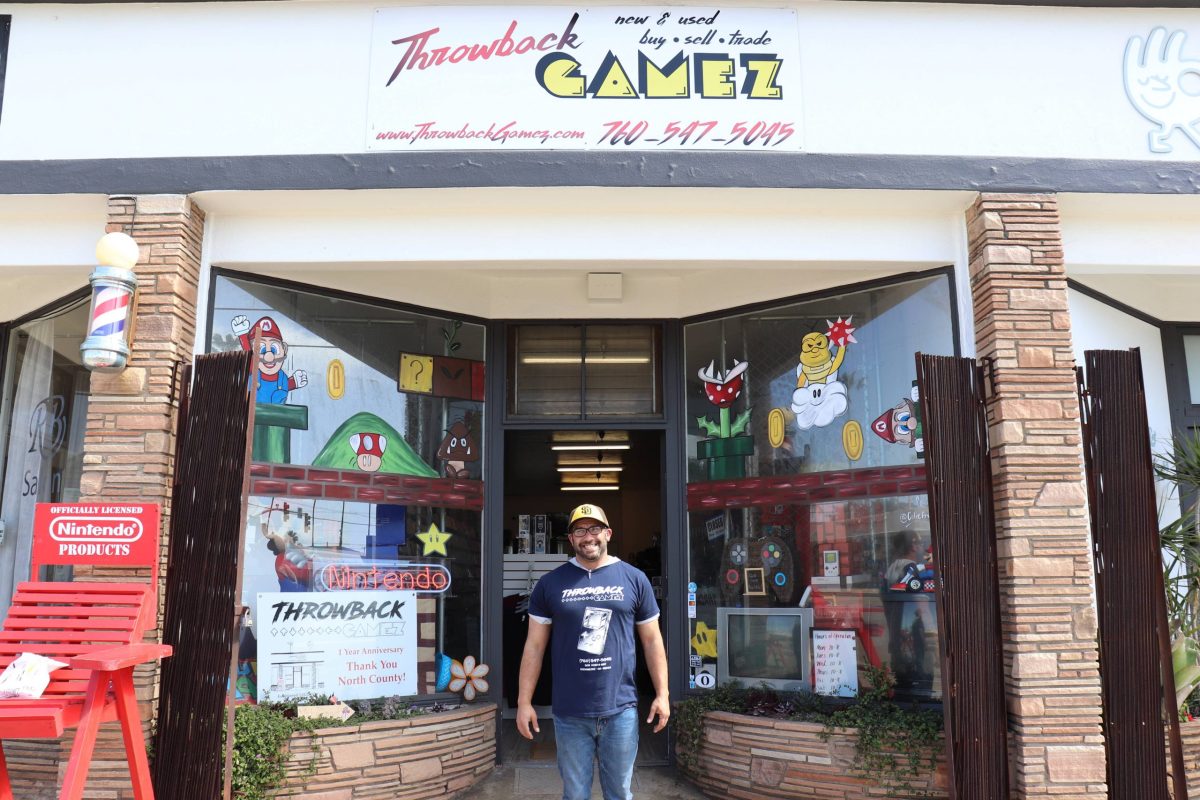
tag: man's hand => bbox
[646,695,670,733]
[232,315,250,336]
[293,369,309,388]
[516,703,540,740]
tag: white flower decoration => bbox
[448,655,490,702]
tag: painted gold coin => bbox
[842,420,864,461]
[327,359,346,399]
[767,408,787,448]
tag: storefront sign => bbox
[313,559,451,593]
[33,503,158,567]
[368,6,802,151]
[256,590,418,701]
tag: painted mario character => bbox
[871,384,924,457]
[350,432,387,472]
[232,314,308,404]
[267,530,312,592]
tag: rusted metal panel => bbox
[915,353,1009,800]
[1080,349,1183,800]
[152,351,254,800]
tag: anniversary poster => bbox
[256,590,419,702]
[367,6,803,151]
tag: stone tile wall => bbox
[678,711,948,799]
[273,703,496,799]
[966,193,1107,798]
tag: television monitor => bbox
[716,607,814,693]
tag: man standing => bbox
[517,503,669,800]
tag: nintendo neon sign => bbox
[315,561,451,594]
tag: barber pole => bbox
[81,232,141,372]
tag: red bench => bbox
[0,504,171,800]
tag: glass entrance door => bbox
[497,428,669,766]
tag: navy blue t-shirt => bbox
[528,558,660,718]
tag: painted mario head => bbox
[350,432,387,472]
[871,398,917,447]
[250,316,288,376]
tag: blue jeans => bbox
[553,707,639,800]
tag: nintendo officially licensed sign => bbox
[33,503,159,569]
[367,6,803,151]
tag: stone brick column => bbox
[68,195,204,798]
[967,193,1107,798]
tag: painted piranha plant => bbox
[696,359,755,480]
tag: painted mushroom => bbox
[349,432,387,472]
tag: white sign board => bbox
[256,591,418,702]
[367,6,802,151]
[812,630,858,698]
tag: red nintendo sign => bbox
[33,503,159,569]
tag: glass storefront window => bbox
[0,295,91,597]
[1185,334,1200,404]
[211,275,484,703]
[508,324,662,418]
[683,273,955,701]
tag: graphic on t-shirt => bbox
[578,607,613,655]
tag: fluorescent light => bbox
[561,485,621,492]
[551,444,631,451]
[557,466,624,473]
[521,356,651,365]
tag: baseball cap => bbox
[871,408,897,443]
[568,503,609,530]
[252,316,284,341]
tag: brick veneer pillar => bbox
[68,195,204,798]
[967,194,1107,798]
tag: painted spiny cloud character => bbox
[790,317,855,430]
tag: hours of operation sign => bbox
[367,6,803,151]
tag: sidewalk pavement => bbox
[467,764,708,799]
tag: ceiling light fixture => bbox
[550,444,631,451]
[557,466,624,472]
[561,485,620,492]
[516,357,648,367]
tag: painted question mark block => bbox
[399,353,434,394]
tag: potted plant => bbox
[1156,434,1200,790]
[675,668,946,800]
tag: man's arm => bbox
[636,619,670,733]
[516,618,551,740]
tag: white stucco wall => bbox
[1069,286,1180,520]
[0,2,1198,161]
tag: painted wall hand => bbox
[1124,27,1200,153]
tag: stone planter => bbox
[272,702,496,799]
[1172,718,1200,795]
[678,710,948,800]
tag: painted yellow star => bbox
[416,523,452,557]
[691,621,718,659]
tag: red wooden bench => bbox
[0,504,170,800]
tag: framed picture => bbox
[743,567,766,596]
